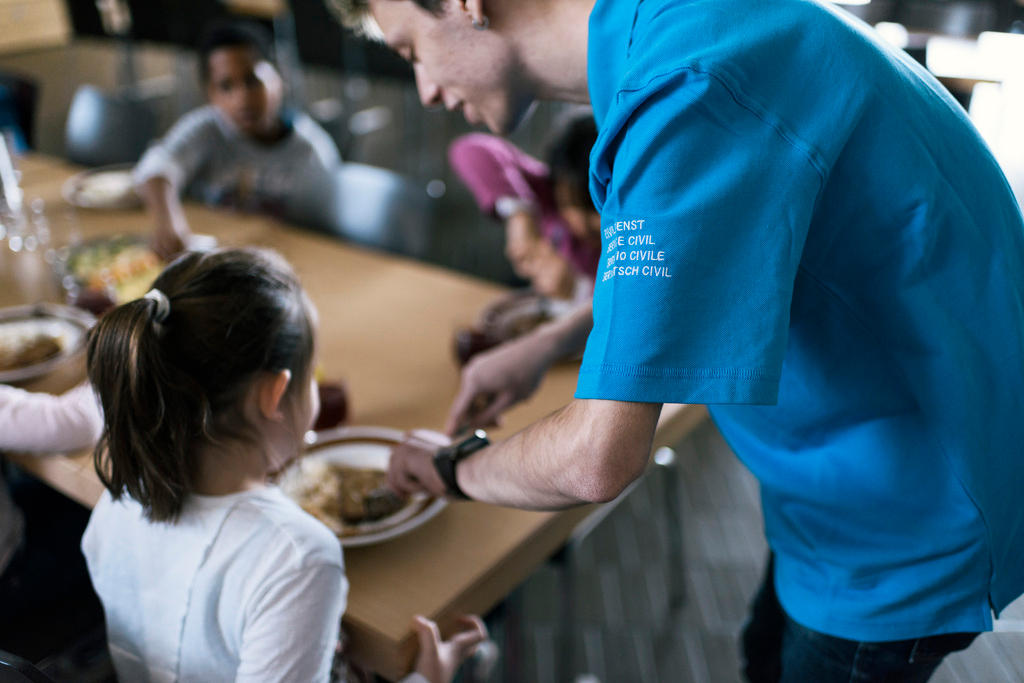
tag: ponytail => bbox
[87,248,314,521]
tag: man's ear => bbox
[257,369,292,421]
[461,0,486,25]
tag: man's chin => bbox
[481,100,538,136]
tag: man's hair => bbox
[197,20,274,82]
[325,0,444,40]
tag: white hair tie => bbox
[143,288,171,323]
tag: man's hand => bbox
[445,329,552,435]
[387,430,449,497]
[445,302,593,436]
[412,615,488,683]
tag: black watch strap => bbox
[433,429,489,500]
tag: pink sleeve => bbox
[0,381,104,453]
[448,134,550,216]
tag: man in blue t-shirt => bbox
[332,0,1024,679]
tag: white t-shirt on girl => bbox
[82,485,347,683]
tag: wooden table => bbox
[2,154,707,680]
[0,0,70,55]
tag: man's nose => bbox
[414,64,442,108]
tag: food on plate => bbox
[0,322,63,372]
[286,460,408,536]
[74,170,137,207]
[65,237,164,305]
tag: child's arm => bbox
[235,563,347,683]
[137,176,192,260]
[0,382,103,453]
[133,107,218,259]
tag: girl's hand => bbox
[412,614,488,683]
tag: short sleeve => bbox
[133,107,221,190]
[0,381,103,452]
[235,562,347,683]
[576,68,823,405]
[448,133,546,216]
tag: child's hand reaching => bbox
[412,614,489,683]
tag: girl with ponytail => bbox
[81,247,485,683]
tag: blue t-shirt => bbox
[577,0,1024,641]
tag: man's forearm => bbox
[456,399,662,510]
[534,301,593,366]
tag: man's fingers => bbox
[386,448,405,493]
[386,467,415,497]
[407,429,449,449]
[445,379,483,435]
[387,446,420,496]
[472,392,515,430]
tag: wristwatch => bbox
[433,429,489,500]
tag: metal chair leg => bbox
[501,586,524,683]
[653,446,685,609]
[554,544,577,683]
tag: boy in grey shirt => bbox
[134,21,339,257]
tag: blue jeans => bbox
[741,557,979,683]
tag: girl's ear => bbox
[257,369,292,421]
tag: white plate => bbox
[278,425,447,548]
[0,303,95,384]
[62,164,141,210]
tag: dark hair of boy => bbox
[197,20,274,83]
[86,247,315,522]
[546,113,598,210]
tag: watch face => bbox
[455,430,489,460]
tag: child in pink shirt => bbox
[448,112,600,300]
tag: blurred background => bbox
[1,0,1021,286]
[2,2,1024,682]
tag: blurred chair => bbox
[64,84,155,167]
[0,650,55,683]
[897,0,999,36]
[287,163,435,258]
[838,0,1003,36]
[836,0,898,25]
[0,73,39,150]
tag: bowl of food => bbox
[277,426,447,547]
[62,164,141,210]
[58,235,164,313]
[0,303,95,384]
